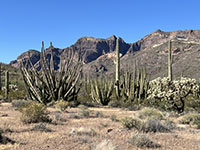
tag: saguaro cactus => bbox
[114,38,120,98]
[168,40,173,81]
[5,71,9,99]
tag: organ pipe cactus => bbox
[5,71,9,99]
[122,63,150,103]
[90,77,114,105]
[20,42,82,105]
[0,63,1,91]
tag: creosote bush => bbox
[54,100,69,111]
[110,114,119,122]
[78,106,90,118]
[137,107,164,120]
[11,100,31,110]
[70,127,97,136]
[19,102,51,124]
[178,113,200,124]
[121,117,171,132]
[142,119,170,133]
[120,117,142,130]
[129,133,161,148]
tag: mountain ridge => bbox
[10,29,200,79]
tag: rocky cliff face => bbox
[10,29,200,79]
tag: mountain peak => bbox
[107,35,117,40]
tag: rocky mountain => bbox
[10,29,200,79]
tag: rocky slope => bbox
[10,29,200,79]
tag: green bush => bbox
[31,123,52,132]
[54,100,69,111]
[110,115,119,122]
[178,113,200,124]
[129,134,161,148]
[19,102,51,124]
[12,100,31,110]
[142,119,170,133]
[120,117,142,130]
[78,106,90,118]
[137,107,163,120]
[192,117,200,129]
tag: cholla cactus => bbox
[147,77,199,113]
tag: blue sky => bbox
[0,0,199,63]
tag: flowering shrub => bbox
[147,77,200,113]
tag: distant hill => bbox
[10,29,200,79]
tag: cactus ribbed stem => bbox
[115,38,120,98]
[5,71,9,99]
[0,63,1,91]
[168,40,173,81]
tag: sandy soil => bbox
[0,103,200,150]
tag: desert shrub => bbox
[164,119,176,130]
[129,133,161,148]
[70,127,97,136]
[121,117,142,130]
[8,89,27,100]
[31,123,52,132]
[78,106,91,118]
[184,96,200,111]
[178,113,200,124]
[51,112,67,122]
[19,102,51,124]
[94,139,116,150]
[192,117,200,129]
[11,99,31,110]
[142,119,170,133]
[54,100,69,111]
[94,111,104,118]
[110,115,119,122]
[147,77,200,113]
[137,107,163,120]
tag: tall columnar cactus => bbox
[5,71,9,99]
[168,40,173,81]
[90,77,114,105]
[122,63,150,103]
[0,63,1,91]
[114,38,120,98]
[20,41,82,105]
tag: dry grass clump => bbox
[178,112,200,124]
[110,114,119,122]
[51,111,67,122]
[31,123,53,132]
[120,117,142,130]
[142,119,170,133]
[137,107,164,120]
[129,133,161,148]
[70,127,97,136]
[121,117,171,132]
[19,102,51,124]
[94,139,116,150]
[54,100,69,111]
[11,99,31,110]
